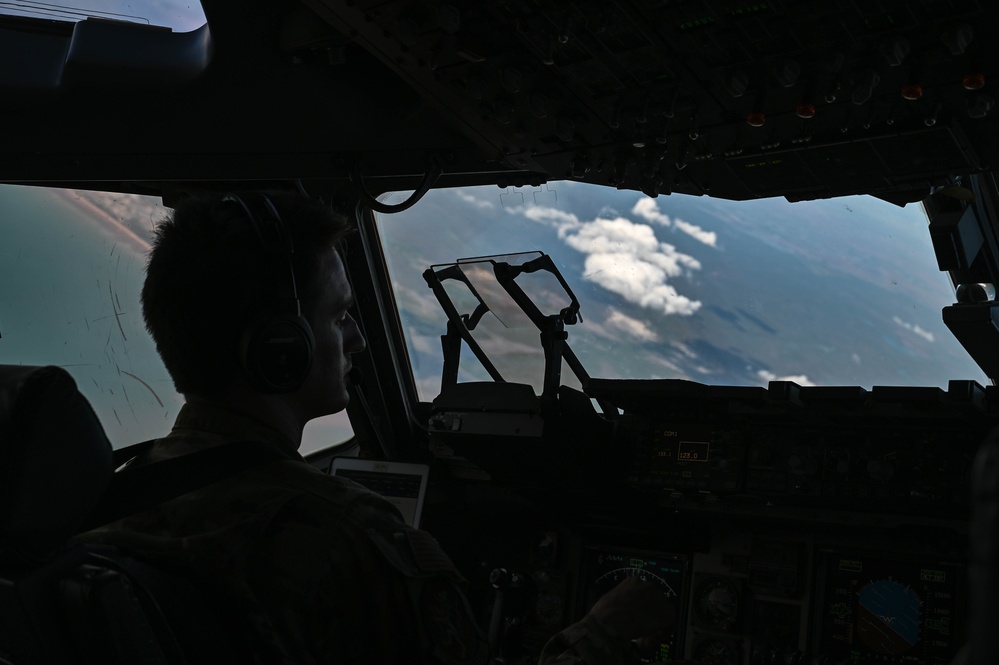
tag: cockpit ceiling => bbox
[2,0,998,202]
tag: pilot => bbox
[78,191,677,664]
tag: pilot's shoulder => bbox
[252,458,410,525]
[263,461,457,575]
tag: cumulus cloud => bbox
[632,198,671,226]
[632,197,717,247]
[562,218,702,315]
[758,370,816,386]
[456,191,495,209]
[604,308,660,342]
[631,198,718,247]
[673,219,718,247]
[578,252,702,315]
[523,206,580,226]
[517,204,704,316]
[892,316,935,342]
[562,218,701,274]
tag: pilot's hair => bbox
[142,191,352,395]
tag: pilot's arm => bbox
[539,577,683,665]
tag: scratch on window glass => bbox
[108,282,127,341]
[121,370,165,408]
[122,384,137,423]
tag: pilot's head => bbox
[142,191,365,418]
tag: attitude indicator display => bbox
[816,550,962,664]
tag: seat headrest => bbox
[0,365,113,565]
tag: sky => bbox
[1,0,206,30]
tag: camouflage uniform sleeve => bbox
[365,523,491,665]
[249,486,489,665]
[538,614,636,665]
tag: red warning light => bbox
[963,73,986,90]
[746,112,766,127]
[795,103,816,119]
[900,84,923,101]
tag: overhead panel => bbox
[312,0,998,201]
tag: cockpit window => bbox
[0,0,206,31]
[375,182,989,402]
[0,184,352,454]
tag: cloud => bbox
[518,204,703,316]
[456,191,495,209]
[758,370,816,386]
[632,197,718,247]
[523,206,581,227]
[578,252,702,315]
[632,198,671,226]
[604,308,660,342]
[673,219,718,247]
[892,316,935,342]
[563,218,700,274]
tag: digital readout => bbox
[677,440,709,462]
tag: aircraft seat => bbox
[0,365,236,665]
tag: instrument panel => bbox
[426,377,984,663]
[560,542,964,664]
[589,379,995,519]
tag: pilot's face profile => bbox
[296,248,365,420]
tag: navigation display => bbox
[815,550,963,664]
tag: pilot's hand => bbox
[586,577,677,643]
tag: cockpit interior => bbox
[4,1,999,663]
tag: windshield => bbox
[0,0,206,30]
[376,182,989,401]
[0,184,352,454]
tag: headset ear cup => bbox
[240,314,315,393]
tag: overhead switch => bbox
[942,24,973,56]
[555,117,574,142]
[968,94,994,119]
[726,70,750,97]
[774,59,800,87]
[852,70,880,105]
[881,36,910,66]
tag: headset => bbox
[222,192,315,393]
